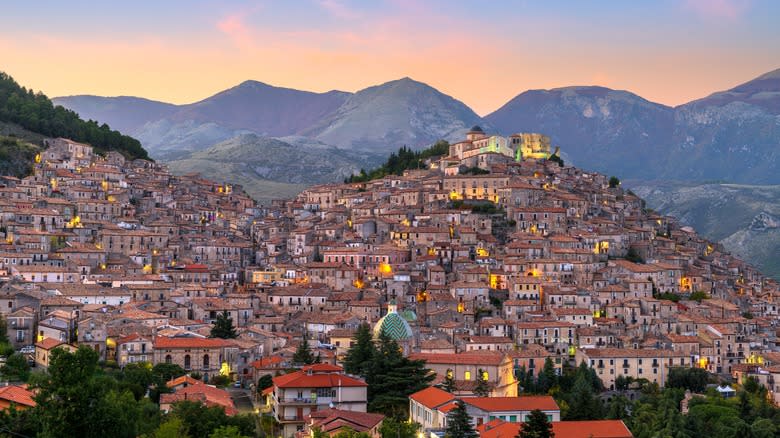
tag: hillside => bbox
[166,134,384,201]
[629,181,780,279]
[0,71,149,161]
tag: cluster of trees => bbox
[343,324,434,418]
[0,71,149,160]
[0,346,256,438]
[622,377,779,438]
[517,360,780,438]
[445,400,554,438]
[516,359,605,420]
[345,141,450,183]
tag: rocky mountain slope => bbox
[629,181,780,279]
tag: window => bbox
[464,371,471,381]
[203,354,210,369]
[184,354,191,370]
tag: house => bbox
[575,348,693,390]
[0,385,36,411]
[305,409,385,438]
[271,363,368,437]
[35,337,77,369]
[408,352,517,397]
[152,336,236,382]
[409,386,560,432]
[160,377,237,415]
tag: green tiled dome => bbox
[374,301,413,340]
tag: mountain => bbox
[302,77,484,151]
[50,95,177,134]
[169,80,350,136]
[670,69,780,184]
[485,86,675,179]
[630,181,780,279]
[165,133,384,201]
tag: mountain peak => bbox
[752,67,780,81]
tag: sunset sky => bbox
[2,0,779,115]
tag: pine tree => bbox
[517,409,554,438]
[210,311,237,339]
[445,400,478,438]
[343,323,375,376]
[440,369,456,393]
[366,332,434,418]
[293,336,315,365]
[565,373,603,420]
[474,369,490,397]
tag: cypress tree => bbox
[517,409,554,438]
[343,323,375,376]
[445,400,478,438]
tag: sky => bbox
[2,0,779,115]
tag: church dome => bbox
[373,301,413,340]
[468,125,484,133]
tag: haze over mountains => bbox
[53,68,780,277]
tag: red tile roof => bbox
[160,381,237,415]
[408,352,507,366]
[309,409,385,434]
[478,419,633,438]
[409,386,455,409]
[154,337,234,349]
[465,396,559,412]
[273,370,367,389]
[36,338,65,350]
[0,385,36,408]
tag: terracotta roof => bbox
[465,396,559,412]
[479,419,633,438]
[309,409,385,434]
[0,385,36,407]
[409,386,455,409]
[409,352,506,366]
[36,338,65,350]
[272,369,367,389]
[154,337,234,349]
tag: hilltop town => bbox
[0,127,778,437]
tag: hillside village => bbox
[0,127,778,437]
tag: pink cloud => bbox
[683,0,751,20]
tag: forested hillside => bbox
[0,71,149,160]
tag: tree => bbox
[445,400,478,438]
[564,373,603,420]
[366,332,434,418]
[379,417,421,438]
[536,358,558,394]
[1,352,31,382]
[344,323,375,376]
[150,416,191,438]
[210,425,249,438]
[474,369,490,397]
[31,345,149,438]
[293,336,315,365]
[608,176,620,188]
[440,369,456,393]
[666,367,709,393]
[210,311,237,339]
[257,374,274,391]
[517,409,554,438]
[689,290,710,302]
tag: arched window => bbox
[165,354,172,364]
[184,354,191,370]
[203,354,210,369]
